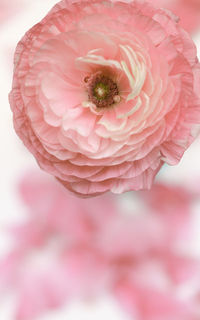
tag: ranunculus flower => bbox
[9,0,200,197]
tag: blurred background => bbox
[1,0,200,319]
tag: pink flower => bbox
[9,0,200,197]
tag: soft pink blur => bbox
[0,170,200,319]
[0,0,25,27]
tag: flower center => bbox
[85,72,120,108]
[94,83,109,100]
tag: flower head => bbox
[10,0,200,196]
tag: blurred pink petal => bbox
[0,170,200,319]
[0,0,25,27]
[171,0,200,34]
[148,0,200,34]
[114,280,197,320]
